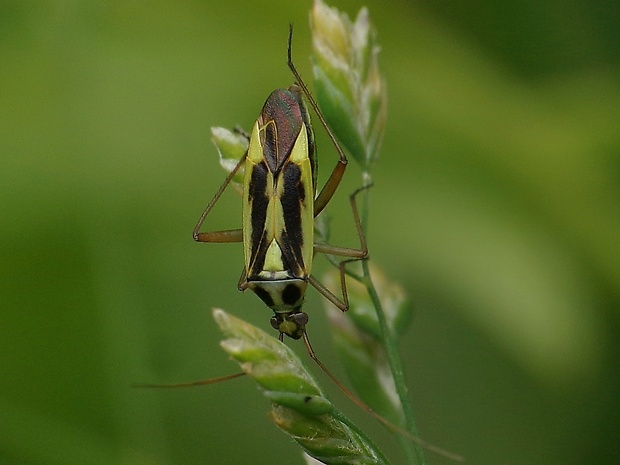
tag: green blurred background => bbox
[2,0,619,464]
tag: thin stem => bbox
[360,171,427,465]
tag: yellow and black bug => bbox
[193,27,367,341]
[145,27,462,462]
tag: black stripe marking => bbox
[248,160,269,274]
[281,162,305,276]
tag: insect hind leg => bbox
[288,24,349,217]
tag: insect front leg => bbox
[193,155,246,243]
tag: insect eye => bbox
[292,312,309,326]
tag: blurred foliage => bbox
[1,1,619,465]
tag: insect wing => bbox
[242,90,315,283]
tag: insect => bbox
[145,28,462,461]
[193,26,367,341]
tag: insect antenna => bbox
[302,330,464,462]
[133,372,245,389]
[134,332,461,460]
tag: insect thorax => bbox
[247,278,309,339]
[247,278,307,313]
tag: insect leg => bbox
[134,372,246,389]
[287,25,349,217]
[302,331,464,461]
[237,268,248,291]
[193,155,246,243]
[308,274,347,311]
[314,162,348,217]
[310,185,371,311]
[314,184,369,257]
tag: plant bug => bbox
[141,27,463,462]
[193,26,367,341]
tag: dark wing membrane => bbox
[260,89,305,173]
